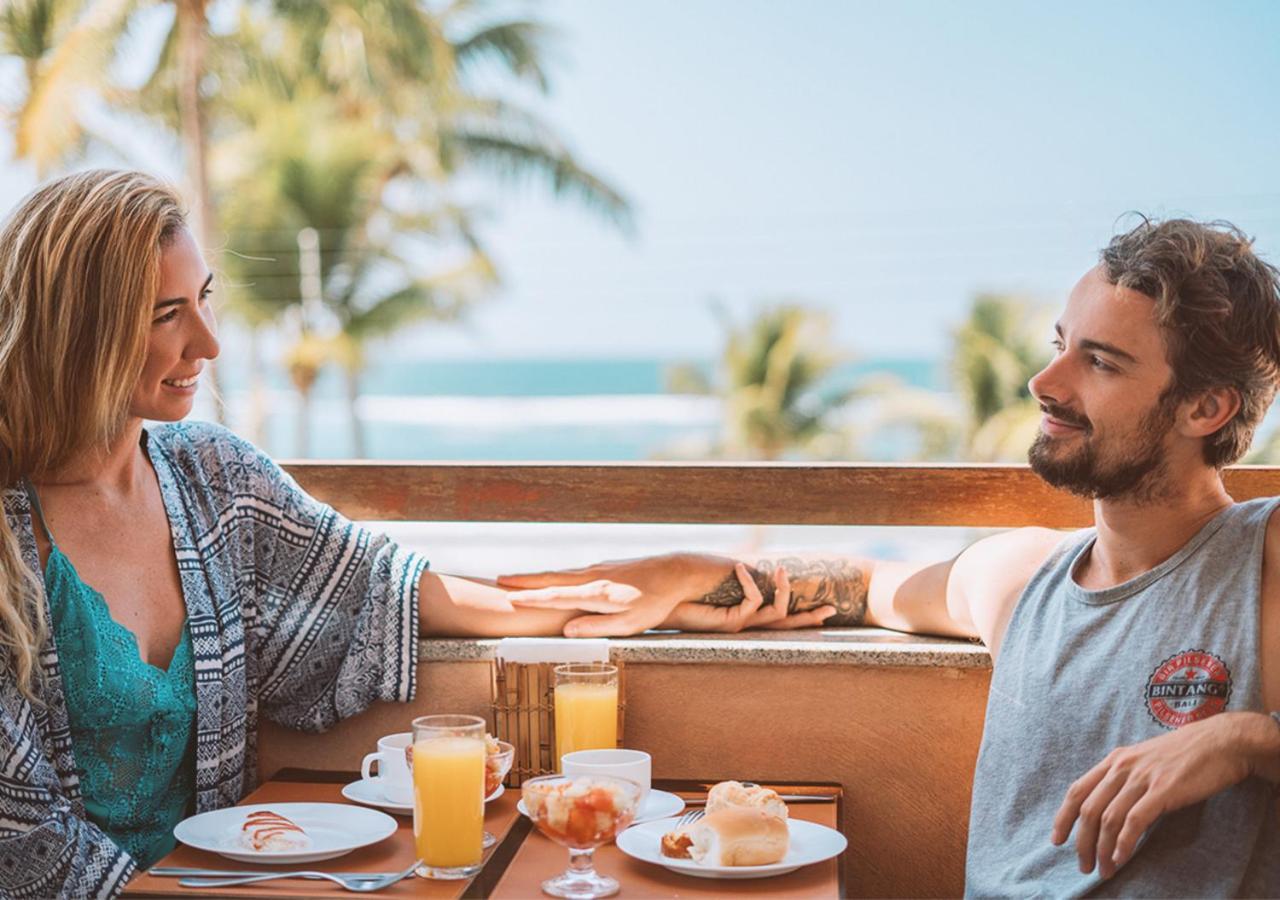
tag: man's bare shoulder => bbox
[950,526,1069,656]
[965,526,1066,569]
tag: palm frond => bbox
[13,0,137,171]
[0,0,66,61]
[716,304,849,459]
[442,129,633,232]
[951,292,1051,429]
[344,283,448,339]
[453,19,553,91]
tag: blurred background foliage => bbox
[2,0,1166,465]
[2,0,631,451]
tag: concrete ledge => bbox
[420,627,992,668]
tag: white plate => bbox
[174,802,398,865]
[616,816,847,879]
[341,778,504,814]
[515,789,683,826]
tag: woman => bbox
[0,170,824,897]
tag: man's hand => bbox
[663,563,836,634]
[1051,711,1280,880]
[497,554,835,637]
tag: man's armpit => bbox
[952,527,1064,655]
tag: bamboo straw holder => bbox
[488,659,626,787]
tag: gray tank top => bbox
[966,498,1280,898]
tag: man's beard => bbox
[1027,390,1180,503]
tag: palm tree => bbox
[282,332,330,457]
[217,95,494,454]
[950,293,1051,461]
[853,372,965,461]
[716,304,854,461]
[214,0,631,455]
[257,0,632,226]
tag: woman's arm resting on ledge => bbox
[422,566,829,638]
[419,572,579,637]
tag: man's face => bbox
[1027,266,1184,502]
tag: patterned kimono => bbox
[0,422,427,898]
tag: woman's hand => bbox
[497,555,835,637]
[496,554,705,635]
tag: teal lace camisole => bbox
[24,481,197,868]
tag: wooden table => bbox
[127,771,844,898]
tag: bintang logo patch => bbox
[1144,649,1232,729]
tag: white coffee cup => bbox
[361,732,413,805]
[561,748,651,806]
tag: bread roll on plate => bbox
[686,807,789,867]
[705,780,789,820]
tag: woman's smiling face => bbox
[128,226,220,422]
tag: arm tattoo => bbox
[696,557,869,626]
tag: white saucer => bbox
[516,789,684,825]
[341,778,412,814]
[174,802,397,865]
[633,789,685,824]
[616,815,847,879]
[341,778,504,814]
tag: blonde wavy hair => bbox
[0,169,186,699]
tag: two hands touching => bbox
[496,553,837,637]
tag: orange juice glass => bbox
[412,714,486,879]
[553,663,618,770]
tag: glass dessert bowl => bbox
[521,773,641,899]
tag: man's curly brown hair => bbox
[1101,217,1280,467]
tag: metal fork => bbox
[674,808,704,829]
[177,862,419,892]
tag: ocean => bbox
[210,355,948,461]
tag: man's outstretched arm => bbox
[679,526,1065,645]
[692,554,969,636]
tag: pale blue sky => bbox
[3,0,1279,359]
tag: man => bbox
[498,217,1280,896]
